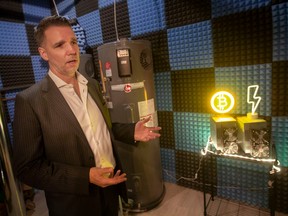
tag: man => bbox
[13,15,161,216]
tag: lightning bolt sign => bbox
[247,85,261,114]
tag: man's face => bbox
[38,26,80,77]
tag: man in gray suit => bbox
[13,15,161,216]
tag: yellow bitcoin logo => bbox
[217,93,228,111]
[211,91,235,113]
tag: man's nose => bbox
[67,44,78,54]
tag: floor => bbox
[27,182,287,216]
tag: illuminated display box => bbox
[237,115,270,157]
[210,116,238,153]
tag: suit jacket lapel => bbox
[41,76,113,148]
[41,76,88,144]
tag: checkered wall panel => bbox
[1,0,288,213]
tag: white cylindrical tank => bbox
[98,38,165,211]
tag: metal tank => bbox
[97,38,165,212]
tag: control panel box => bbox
[237,116,269,157]
[210,116,237,152]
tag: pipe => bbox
[0,98,26,216]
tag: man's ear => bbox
[38,47,48,61]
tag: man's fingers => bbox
[113,170,121,177]
[149,126,162,132]
[141,116,151,124]
[107,172,127,185]
[99,167,113,178]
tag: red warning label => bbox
[124,84,132,93]
[105,62,111,70]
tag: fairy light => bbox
[201,136,281,170]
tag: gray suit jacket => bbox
[13,75,135,215]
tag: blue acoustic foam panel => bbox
[53,1,76,18]
[175,150,217,193]
[217,157,270,209]
[174,112,210,153]
[0,21,30,56]
[160,148,176,183]
[75,0,98,17]
[31,56,48,82]
[165,0,211,29]
[167,21,214,70]
[171,68,215,113]
[0,56,35,87]
[213,7,272,67]
[274,166,288,213]
[22,0,51,25]
[25,24,39,55]
[272,2,288,61]
[272,117,288,167]
[1,0,25,23]
[132,30,171,73]
[98,0,121,9]
[154,72,172,111]
[157,111,175,150]
[1,0,288,214]
[212,0,271,18]
[215,64,272,116]
[78,10,103,46]
[271,61,288,116]
[99,1,130,43]
[71,20,88,54]
[127,0,166,37]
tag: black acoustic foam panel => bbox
[0,0,25,23]
[272,0,288,4]
[0,56,35,87]
[213,7,272,67]
[275,166,288,213]
[158,111,175,150]
[26,24,39,55]
[171,68,215,113]
[88,45,101,82]
[75,0,98,17]
[132,30,171,73]
[165,0,211,29]
[272,61,288,116]
[176,150,217,193]
[99,1,130,43]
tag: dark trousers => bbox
[99,185,119,216]
[46,185,119,216]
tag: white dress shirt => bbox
[48,70,116,168]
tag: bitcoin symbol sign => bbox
[211,91,235,113]
[217,93,228,111]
